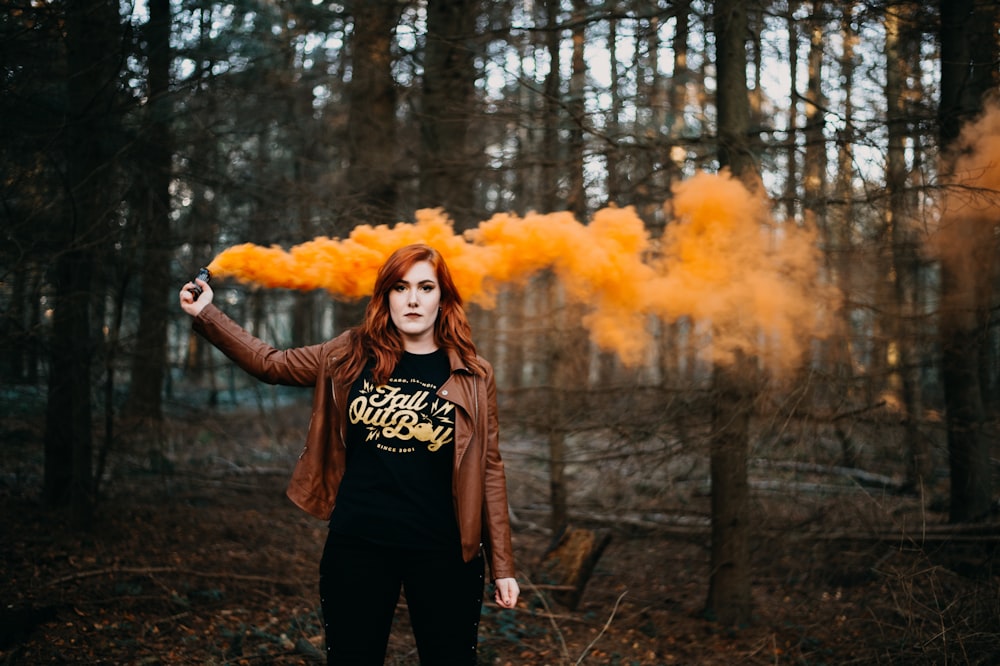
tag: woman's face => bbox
[388,260,441,352]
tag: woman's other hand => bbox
[179,276,214,317]
[493,577,519,609]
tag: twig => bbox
[522,575,571,663]
[574,589,627,666]
[145,610,192,631]
[831,399,887,421]
[508,608,596,624]
[45,566,293,588]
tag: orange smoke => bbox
[930,98,1000,308]
[208,171,837,370]
[649,172,835,368]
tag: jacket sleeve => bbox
[192,303,325,387]
[481,362,516,580]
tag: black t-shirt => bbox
[328,349,460,549]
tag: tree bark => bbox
[782,1,799,223]
[706,0,754,627]
[44,0,122,528]
[343,0,403,228]
[567,0,587,220]
[540,0,562,213]
[714,0,754,178]
[538,0,568,534]
[657,0,692,385]
[125,0,173,421]
[332,0,404,334]
[827,2,860,468]
[937,0,996,523]
[706,355,752,625]
[885,3,929,488]
[802,1,825,217]
[419,0,480,230]
[3,267,30,383]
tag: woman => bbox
[179,244,519,665]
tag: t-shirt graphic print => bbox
[329,349,461,549]
[350,376,454,454]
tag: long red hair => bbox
[333,244,485,386]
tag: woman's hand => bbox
[493,577,519,609]
[178,276,214,317]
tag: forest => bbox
[2,0,1000,663]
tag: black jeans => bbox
[319,532,484,665]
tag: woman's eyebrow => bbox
[396,278,437,285]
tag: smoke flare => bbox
[207,171,838,371]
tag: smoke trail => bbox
[649,171,835,369]
[207,171,836,371]
[930,98,1000,308]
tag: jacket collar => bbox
[439,347,477,418]
[446,346,471,374]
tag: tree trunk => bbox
[802,1,826,218]
[420,0,480,229]
[706,355,753,625]
[885,3,929,488]
[828,2,860,468]
[546,288,589,535]
[291,49,319,349]
[714,0,754,179]
[3,267,29,383]
[666,0,690,190]
[657,0,692,384]
[706,0,754,627]
[938,0,996,523]
[605,13,621,206]
[540,0,562,213]
[567,0,587,219]
[44,248,94,526]
[125,0,173,421]
[343,0,403,228]
[335,0,403,334]
[783,1,799,223]
[537,0,567,533]
[44,0,121,528]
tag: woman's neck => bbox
[402,337,438,355]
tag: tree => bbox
[802,2,827,223]
[565,0,588,221]
[657,0,693,384]
[826,1,863,468]
[342,0,405,228]
[540,0,563,214]
[0,2,62,387]
[324,0,406,335]
[937,0,998,523]
[419,0,482,229]
[43,0,123,528]
[124,0,173,421]
[537,0,570,533]
[705,0,755,627]
[884,1,929,488]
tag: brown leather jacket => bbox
[192,304,515,580]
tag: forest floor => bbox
[2,399,999,665]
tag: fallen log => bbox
[536,526,612,610]
[751,459,905,491]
